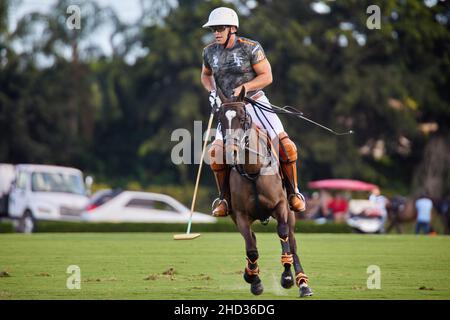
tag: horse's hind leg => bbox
[287,210,313,297]
[236,214,264,295]
[275,204,295,289]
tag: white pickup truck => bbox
[0,164,92,233]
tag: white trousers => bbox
[213,92,285,141]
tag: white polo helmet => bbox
[202,7,239,28]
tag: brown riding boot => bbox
[209,139,230,217]
[281,161,306,212]
[212,168,230,217]
[278,132,307,213]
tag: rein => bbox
[221,102,272,181]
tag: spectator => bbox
[436,195,450,234]
[309,190,333,223]
[415,193,433,235]
[317,190,333,221]
[369,187,389,233]
[327,193,349,223]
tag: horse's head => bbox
[217,87,252,165]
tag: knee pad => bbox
[278,132,298,163]
[209,139,226,172]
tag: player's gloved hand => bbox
[209,90,222,112]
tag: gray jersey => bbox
[203,37,267,98]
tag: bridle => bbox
[221,101,252,155]
[220,102,271,180]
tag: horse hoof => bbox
[299,285,313,298]
[243,272,255,284]
[280,270,294,289]
[251,279,264,295]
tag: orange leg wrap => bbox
[281,253,294,266]
[296,272,309,286]
[245,258,260,276]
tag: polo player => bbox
[200,7,306,217]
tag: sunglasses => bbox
[209,25,228,33]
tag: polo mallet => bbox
[173,110,215,240]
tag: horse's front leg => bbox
[235,213,264,295]
[287,209,313,297]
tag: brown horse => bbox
[215,87,313,297]
[386,196,450,234]
[386,197,417,233]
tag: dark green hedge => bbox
[0,220,14,233]
[0,219,352,233]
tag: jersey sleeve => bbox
[250,42,266,65]
[203,48,211,70]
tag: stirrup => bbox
[211,198,229,217]
[296,192,306,203]
[260,217,271,226]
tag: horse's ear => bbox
[217,87,227,104]
[237,86,246,102]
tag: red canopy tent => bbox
[307,179,378,191]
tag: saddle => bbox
[244,124,284,179]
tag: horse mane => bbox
[217,86,246,104]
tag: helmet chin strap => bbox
[223,27,236,49]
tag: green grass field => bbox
[0,233,449,300]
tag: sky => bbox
[8,0,144,60]
[9,0,143,27]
